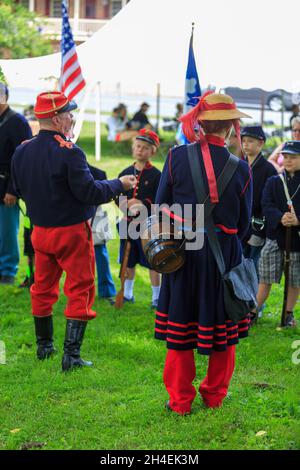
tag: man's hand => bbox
[119,175,137,191]
[3,193,17,207]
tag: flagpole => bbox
[156,83,160,133]
[95,81,101,161]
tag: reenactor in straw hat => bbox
[11,91,136,372]
[154,92,253,414]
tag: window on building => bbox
[51,0,61,18]
[85,0,96,18]
[111,1,122,17]
[18,0,30,7]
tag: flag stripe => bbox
[63,67,81,92]
[67,81,86,101]
[63,60,81,84]
[64,75,86,98]
[62,52,78,75]
[60,0,85,100]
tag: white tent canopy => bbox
[0,0,299,96]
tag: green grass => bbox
[0,122,299,450]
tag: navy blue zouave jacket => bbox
[155,140,252,241]
[117,162,161,215]
[11,130,123,227]
[262,170,300,252]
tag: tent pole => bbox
[156,83,160,133]
[72,83,93,143]
[281,89,285,139]
[260,90,265,126]
[95,81,101,161]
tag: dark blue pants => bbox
[94,243,116,298]
[0,204,20,277]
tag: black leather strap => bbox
[187,142,239,275]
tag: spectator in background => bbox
[268,116,300,173]
[23,105,39,136]
[130,102,152,130]
[0,82,32,285]
[107,107,125,141]
[175,103,184,122]
[289,104,300,128]
[107,105,138,142]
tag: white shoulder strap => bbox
[279,174,295,213]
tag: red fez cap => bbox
[34,91,77,119]
[136,128,160,147]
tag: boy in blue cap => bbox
[257,141,300,327]
[241,126,277,269]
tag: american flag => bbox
[60,0,85,100]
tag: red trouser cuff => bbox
[65,309,97,321]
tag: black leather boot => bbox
[34,316,56,360]
[62,319,93,372]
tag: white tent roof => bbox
[0,0,299,96]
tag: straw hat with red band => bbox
[136,128,160,147]
[180,91,252,204]
[34,91,77,119]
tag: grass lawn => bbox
[0,123,299,451]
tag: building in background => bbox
[16,1,130,48]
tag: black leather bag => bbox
[222,256,258,323]
[187,143,258,323]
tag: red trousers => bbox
[163,346,236,414]
[30,222,96,321]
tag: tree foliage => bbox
[0,0,53,59]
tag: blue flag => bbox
[176,25,201,144]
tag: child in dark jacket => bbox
[241,126,277,273]
[117,129,161,308]
[257,141,300,327]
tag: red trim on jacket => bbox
[215,224,238,234]
[132,161,153,198]
[156,311,168,317]
[167,329,198,337]
[240,166,252,197]
[161,206,188,222]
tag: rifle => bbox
[281,225,292,327]
[115,239,131,309]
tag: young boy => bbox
[257,141,300,327]
[241,126,277,274]
[117,128,161,308]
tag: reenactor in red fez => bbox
[11,91,137,371]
